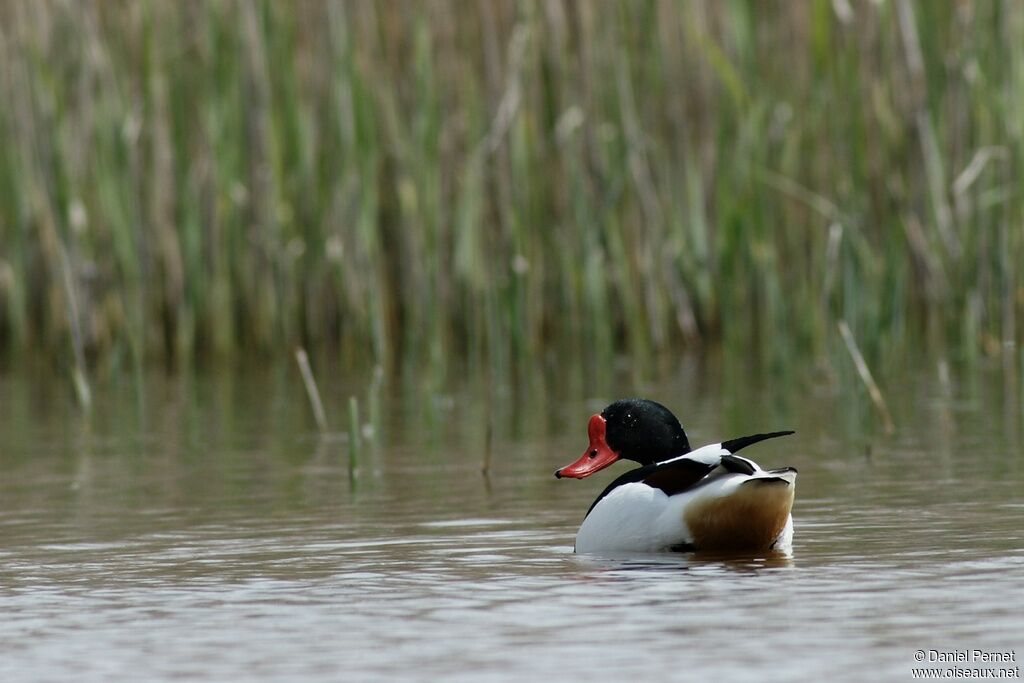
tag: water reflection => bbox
[574,549,795,576]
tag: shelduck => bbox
[555,398,797,554]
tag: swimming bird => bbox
[555,398,797,554]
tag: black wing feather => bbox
[719,454,756,475]
[720,430,794,454]
[584,457,717,518]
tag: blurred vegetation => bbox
[0,1,1021,382]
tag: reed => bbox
[838,319,895,434]
[295,347,328,431]
[0,1,1021,377]
[347,396,360,476]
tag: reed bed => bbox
[0,1,1020,379]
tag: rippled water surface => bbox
[2,361,1022,681]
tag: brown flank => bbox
[683,480,795,551]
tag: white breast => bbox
[574,483,687,553]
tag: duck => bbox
[555,398,797,554]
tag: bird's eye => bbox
[589,449,598,458]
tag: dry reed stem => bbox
[347,396,360,475]
[295,348,328,431]
[838,320,895,434]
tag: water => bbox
[1,359,1022,682]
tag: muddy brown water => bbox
[1,359,1021,681]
